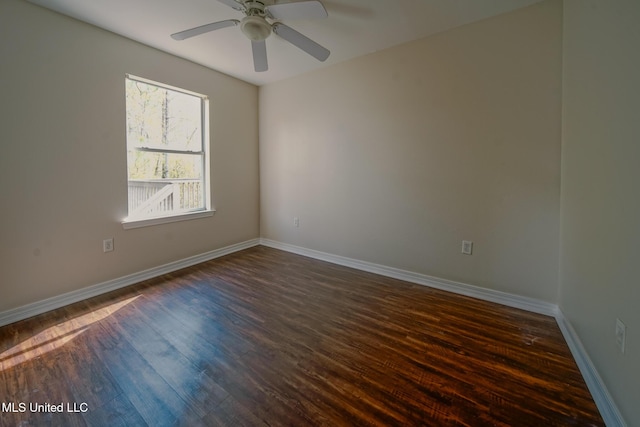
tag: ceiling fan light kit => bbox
[241,15,271,41]
[171,0,330,72]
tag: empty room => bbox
[0,0,638,425]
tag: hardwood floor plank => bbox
[102,298,229,419]
[0,246,603,426]
[91,320,183,426]
[49,315,123,412]
[81,394,147,427]
[201,395,266,427]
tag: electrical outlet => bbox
[462,240,473,255]
[103,238,114,253]
[615,318,626,354]
[293,217,300,228]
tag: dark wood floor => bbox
[0,246,603,426]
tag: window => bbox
[123,74,212,228]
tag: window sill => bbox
[122,209,215,230]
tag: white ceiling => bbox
[27,0,544,86]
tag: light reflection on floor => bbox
[0,295,140,371]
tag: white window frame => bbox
[122,74,213,229]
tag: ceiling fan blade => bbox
[171,19,239,40]
[217,0,245,12]
[252,40,268,72]
[273,23,330,62]
[266,1,328,20]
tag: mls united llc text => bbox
[2,402,89,413]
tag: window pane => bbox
[126,79,202,152]
[125,75,209,222]
[127,152,204,217]
[127,151,203,180]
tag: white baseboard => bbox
[260,238,557,316]
[0,238,260,328]
[260,238,625,427]
[555,312,627,427]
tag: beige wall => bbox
[561,0,640,424]
[0,0,259,313]
[260,0,562,301]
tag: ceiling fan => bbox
[171,0,330,72]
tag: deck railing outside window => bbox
[128,179,202,218]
